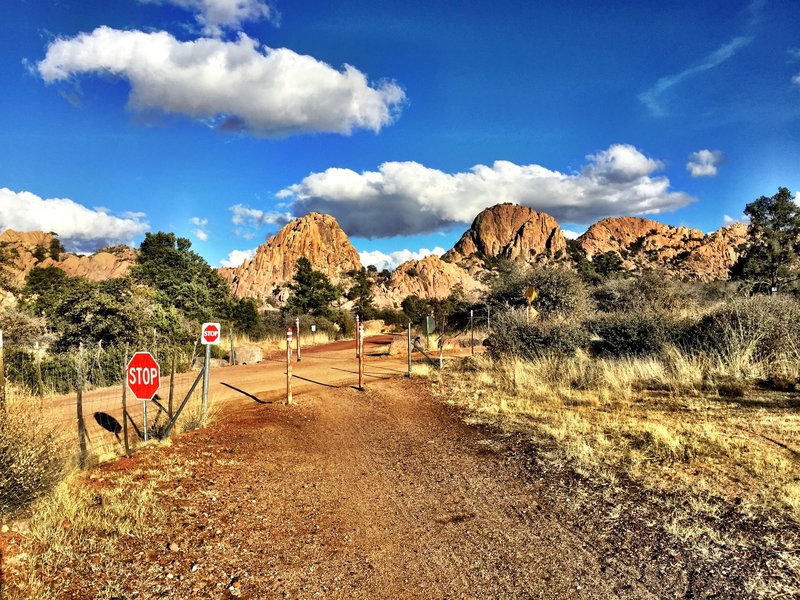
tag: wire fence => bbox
[2,339,212,468]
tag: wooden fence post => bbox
[286,328,293,405]
[76,343,88,468]
[358,324,364,390]
[121,344,130,456]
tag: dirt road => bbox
[44,371,661,599]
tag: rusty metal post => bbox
[168,350,176,420]
[286,328,293,405]
[358,324,365,390]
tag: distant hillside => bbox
[0,229,137,303]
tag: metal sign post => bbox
[126,351,160,441]
[286,328,293,405]
[311,324,317,345]
[200,322,221,424]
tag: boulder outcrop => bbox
[222,213,362,301]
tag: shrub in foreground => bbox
[0,405,68,515]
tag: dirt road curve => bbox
[67,373,658,599]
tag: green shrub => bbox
[0,405,68,515]
[488,266,589,320]
[487,310,590,361]
[592,270,689,314]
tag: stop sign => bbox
[201,322,221,345]
[127,352,160,400]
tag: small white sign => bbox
[311,325,317,332]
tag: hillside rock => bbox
[577,218,748,280]
[0,229,136,291]
[444,203,567,265]
[222,213,362,301]
[376,255,484,307]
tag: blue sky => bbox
[1,0,799,270]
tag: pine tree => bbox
[284,257,337,319]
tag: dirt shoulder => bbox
[7,376,663,599]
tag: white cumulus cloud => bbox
[279,144,694,238]
[0,187,148,252]
[562,229,582,240]
[359,247,446,272]
[220,247,256,267]
[140,0,275,36]
[37,27,406,137]
[687,149,725,178]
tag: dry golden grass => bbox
[4,466,173,600]
[434,351,800,524]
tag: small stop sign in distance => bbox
[201,322,221,345]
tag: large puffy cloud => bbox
[140,0,274,36]
[359,247,446,272]
[37,27,406,137]
[687,149,724,178]
[278,144,694,238]
[0,188,148,252]
[219,247,256,267]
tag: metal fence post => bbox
[470,309,475,355]
[202,340,211,424]
[168,350,176,420]
[355,315,360,358]
[296,317,301,362]
[76,343,88,467]
[407,322,412,378]
[286,328,293,405]
[358,324,365,390]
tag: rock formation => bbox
[444,203,567,266]
[576,217,748,280]
[222,213,362,301]
[375,255,485,308]
[0,229,136,291]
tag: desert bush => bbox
[487,310,590,361]
[683,294,800,362]
[588,311,688,358]
[0,402,69,515]
[592,270,692,314]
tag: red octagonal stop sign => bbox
[127,352,160,401]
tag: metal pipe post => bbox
[202,341,211,424]
[296,317,301,362]
[471,309,477,354]
[358,324,364,390]
[286,328,293,404]
[407,322,412,378]
[355,315,360,358]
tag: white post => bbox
[202,342,211,424]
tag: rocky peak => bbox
[375,254,484,308]
[444,203,567,264]
[0,229,136,290]
[576,218,749,280]
[222,213,362,301]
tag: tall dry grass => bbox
[436,350,800,523]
